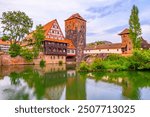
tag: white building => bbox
[84,43,122,55]
[0,39,10,52]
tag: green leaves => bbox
[9,43,21,57]
[32,24,45,57]
[1,11,33,44]
[129,5,142,49]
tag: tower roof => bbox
[65,13,86,21]
[118,28,129,35]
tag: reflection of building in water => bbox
[45,84,65,100]
[41,70,67,100]
[33,64,66,76]
[122,81,140,100]
[0,65,33,77]
[101,76,123,85]
[96,75,140,100]
[66,73,86,100]
[67,70,76,78]
[34,64,66,72]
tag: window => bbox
[99,50,101,51]
[117,49,119,51]
[58,56,59,59]
[107,49,109,51]
[72,50,74,53]
[63,49,66,53]
[67,50,70,53]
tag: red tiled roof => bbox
[85,43,122,50]
[118,28,129,35]
[65,39,75,49]
[0,39,10,45]
[44,38,67,43]
[43,19,56,36]
[65,13,86,21]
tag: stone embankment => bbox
[0,53,66,65]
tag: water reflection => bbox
[0,65,150,100]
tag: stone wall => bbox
[0,54,33,65]
[0,53,66,65]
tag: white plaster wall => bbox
[84,49,122,54]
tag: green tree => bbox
[33,24,45,57]
[129,5,142,49]
[1,11,33,44]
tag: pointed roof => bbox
[43,19,61,36]
[118,28,129,35]
[65,13,86,21]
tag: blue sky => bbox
[0,0,150,43]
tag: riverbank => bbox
[78,50,150,72]
[0,52,66,65]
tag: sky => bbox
[0,0,150,43]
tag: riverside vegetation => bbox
[78,50,150,72]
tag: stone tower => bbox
[65,13,86,63]
[119,28,133,54]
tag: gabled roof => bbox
[65,13,86,21]
[118,28,129,35]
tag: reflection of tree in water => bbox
[86,71,150,100]
[66,72,87,100]
[7,65,67,100]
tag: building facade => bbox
[0,39,10,53]
[84,28,133,56]
[65,13,86,63]
[119,28,133,54]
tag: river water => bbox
[0,64,150,100]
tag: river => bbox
[0,64,150,100]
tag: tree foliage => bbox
[1,11,33,44]
[9,44,21,57]
[129,5,142,49]
[32,24,45,57]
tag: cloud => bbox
[0,0,150,43]
[104,25,128,34]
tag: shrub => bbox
[128,50,150,70]
[79,61,89,71]
[33,46,40,58]
[9,44,21,57]
[20,48,34,61]
[59,61,63,65]
[90,58,105,71]
[40,59,45,68]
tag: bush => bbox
[90,58,105,71]
[20,48,34,61]
[40,59,45,68]
[79,61,89,71]
[9,44,21,57]
[128,50,150,70]
[79,50,150,72]
[59,61,63,65]
[33,46,40,58]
